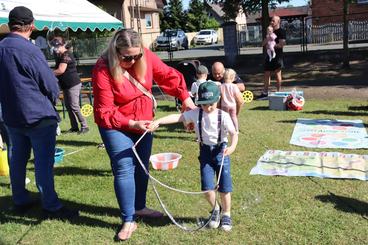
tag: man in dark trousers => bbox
[259,15,286,99]
[0,6,78,219]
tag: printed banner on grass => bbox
[250,150,368,181]
[290,118,368,149]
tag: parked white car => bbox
[193,29,218,45]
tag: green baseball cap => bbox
[196,81,220,105]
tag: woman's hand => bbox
[128,120,152,131]
[181,97,196,112]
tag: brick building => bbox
[311,0,368,25]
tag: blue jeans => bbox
[99,127,153,222]
[8,123,62,211]
[199,143,232,193]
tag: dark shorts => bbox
[264,56,284,71]
[199,143,232,193]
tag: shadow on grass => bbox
[53,166,111,176]
[277,119,297,124]
[0,182,11,189]
[0,194,200,230]
[315,193,368,218]
[157,105,178,112]
[348,105,368,111]
[303,110,368,117]
[56,139,98,147]
[249,106,269,111]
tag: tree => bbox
[339,0,356,69]
[214,0,290,39]
[159,6,171,32]
[187,0,220,32]
[159,0,187,31]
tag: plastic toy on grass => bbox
[81,104,93,117]
[242,90,254,103]
[54,148,65,165]
[285,89,305,111]
[0,147,9,176]
[150,153,182,170]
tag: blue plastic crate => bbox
[270,91,304,97]
[54,148,65,165]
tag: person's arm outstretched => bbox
[224,131,238,156]
[149,114,185,131]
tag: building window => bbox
[145,14,152,28]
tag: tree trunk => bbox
[342,0,350,69]
[261,0,269,55]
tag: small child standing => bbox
[266,25,277,62]
[220,69,244,132]
[151,82,238,231]
[190,65,209,101]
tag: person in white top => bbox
[190,65,209,101]
[150,81,238,232]
[220,69,244,132]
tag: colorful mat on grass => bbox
[289,118,368,149]
[250,150,368,180]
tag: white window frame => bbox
[145,14,152,28]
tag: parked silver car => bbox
[154,29,189,51]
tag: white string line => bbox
[133,129,225,231]
[133,130,225,195]
[64,148,85,156]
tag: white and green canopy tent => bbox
[0,0,123,33]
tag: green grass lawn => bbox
[1,99,368,244]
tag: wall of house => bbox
[121,0,161,48]
[311,0,368,25]
[88,0,122,21]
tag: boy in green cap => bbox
[150,81,238,231]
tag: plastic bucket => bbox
[0,148,9,176]
[54,148,65,165]
[150,153,182,171]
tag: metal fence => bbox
[308,20,368,43]
[239,19,368,47]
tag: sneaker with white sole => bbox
[208,208,221,229]
[257,92,269,100]
[220,215,232,231]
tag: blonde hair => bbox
[103,29,146,83]
[223,68,236,83]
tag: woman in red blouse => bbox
[92,29,195,241]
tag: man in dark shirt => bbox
[210,62,246,92]
[0,6,78,219]
[259,16,286,98]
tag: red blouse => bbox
[92,48,190,134]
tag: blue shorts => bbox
[199,142,232,193]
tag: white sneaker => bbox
[208,208,221,229]
[220,215,232,232]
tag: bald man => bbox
[259,16,286,99]
[210,62,246,92]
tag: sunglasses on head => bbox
[120,53,143,62]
